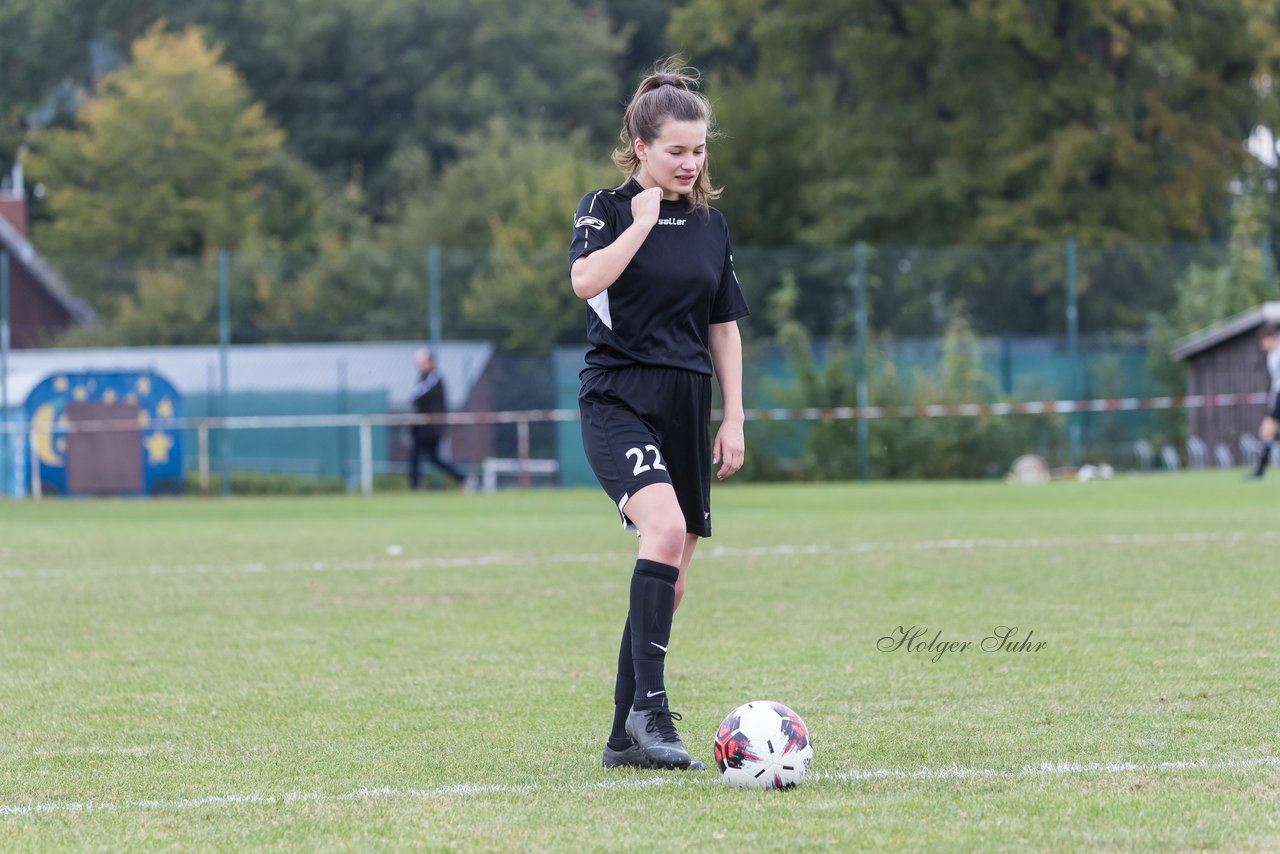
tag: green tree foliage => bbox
[27,24,284,261]
[157,0,627,215]
[873,311,1057,479]
[0,0,81,159]
[52,255,217,347]
[757,272,858,479]
[0,0,158,162]
[696,72,834,247]
[670,0,1280,247]
[6,0,633,209]
[1146,193,1272,397]
[601,0,682,83]
[11,0,1280,358]
[750,271,1057,479]
[393,119,617,350]
[110,263,218,345]
[457,132,620,351]
[22,23,298,345]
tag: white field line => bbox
[817,754,1280,783]
[2,755,1276,817]
[4,530,1280,580]
[0,778,667,817]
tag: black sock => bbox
[629,559,679,711]
[1257,442,1272,476]
[607,616,634,749]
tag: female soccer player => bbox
[568,60,749,770]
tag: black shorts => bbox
[579,365,713,537]
[1270,390,1280,421]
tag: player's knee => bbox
[644,515,687,564]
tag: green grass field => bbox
[2,473,1279,851]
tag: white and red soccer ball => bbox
[713,701,813,789]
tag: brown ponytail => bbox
[611,57,721,212]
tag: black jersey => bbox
[568,178,750,376]
[410,370,447,442]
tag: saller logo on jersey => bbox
[575,215,606,230]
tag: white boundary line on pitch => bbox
[5,530,1280,579]
[816,754,1280,782]
[2,755,1277,817]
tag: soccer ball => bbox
[713,701,813,789]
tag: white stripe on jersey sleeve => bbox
[575,190,612,328]
[572,191,604,256]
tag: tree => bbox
[391,119,616,350]
[154,0,627,216]
[0,0,83,162]
[0,0,159,164]
[747,272,1056,479]
[106,263,218,345]
[251,184,427,343]
[27,23,284,263]
[670,0,1280,247]
[7,0,633,217]
[600,0,682,84]
[1147,192,1272,395]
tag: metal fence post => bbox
[218,249,231,495]
[428,245,442,347]
[198,422,210,497]
[517,417,531,488]
[28,424,41,500]
[999,335,1013,395]
[359,418,373,496]
[853,241,869,481]
[1,250,9,497]
[337,357,348,484]
[1065,237,1081,468]
[1263,235,1274,297]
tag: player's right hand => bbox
[630,186,663,230]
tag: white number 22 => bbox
[625,444,667,476]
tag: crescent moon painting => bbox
[23,370,183,497]
[29,403,65,468]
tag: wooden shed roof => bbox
[1169,302,1280,362]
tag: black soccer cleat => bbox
[603,740,654,769]
[625,705,693,770]
[603,738,707,770]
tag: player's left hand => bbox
[713,421,745,480]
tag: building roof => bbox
[0,211,95,327]
[1169,302,1280,362]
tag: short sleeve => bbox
[710,225,750,324]
[568,191,616,271]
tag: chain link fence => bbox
[1,238,1269,495]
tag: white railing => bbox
[2,391,1270,498]
[2,409,575,498]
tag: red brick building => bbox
[1,169,94,348]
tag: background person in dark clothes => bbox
[1250,326,1280,478]
[409,347,470,490]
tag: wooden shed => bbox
[1170,303,1280,457]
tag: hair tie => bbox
[656,79,678,88]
